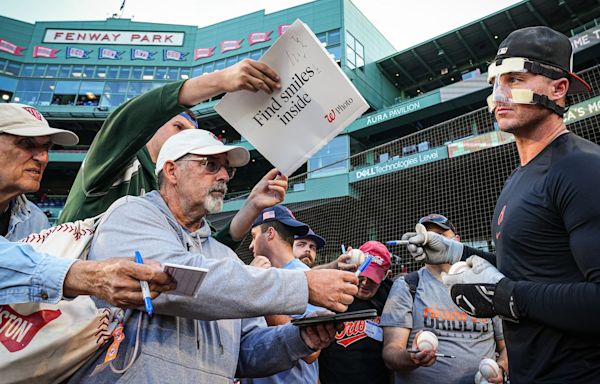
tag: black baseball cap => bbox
[419,214,457,234]
[494,26,590,95]
[294,228,326,250]
[252,205,309,236]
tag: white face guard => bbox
[486,57,566,116]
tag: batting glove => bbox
[401,231,464,265]
[442,255,519,321]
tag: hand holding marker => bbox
[135,250,154,317]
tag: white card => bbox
[162,263,208,297]
[365,320,383,341]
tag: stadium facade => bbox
[1,0,599,271]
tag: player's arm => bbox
[446,156,600,333]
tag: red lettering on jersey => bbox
[335,320,367,348]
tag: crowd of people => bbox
[0,26,599,383]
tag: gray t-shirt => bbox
[380,267,503,384]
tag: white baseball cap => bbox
[0,103,79,146]
[155,129,250,175]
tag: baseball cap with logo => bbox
[492,26,590,95]
[252,205,310,236]
[359,241,391,284]
[294,228,326,250]
[0,103,79,145]
[155,129,250,175]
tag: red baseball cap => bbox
[358,241,391,284]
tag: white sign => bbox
[43,29,184,46]
[215,20,369,176]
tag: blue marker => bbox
[386,240,409,246]
[355,254,373,277]
[341,244,347,254]
[134,250,154,317]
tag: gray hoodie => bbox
[72,191,314,383]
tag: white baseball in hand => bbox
[348,249,365,265]
[479,358,500,380]
[416,330,438,352]
[449,261,468,275]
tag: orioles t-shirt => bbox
[318,285,391,384]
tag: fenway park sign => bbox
[43,29,184,46]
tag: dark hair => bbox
[260,221,295,247]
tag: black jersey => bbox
[491,133,600,382]
[318,281,391,384]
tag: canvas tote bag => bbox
[0,217,123,384]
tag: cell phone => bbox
[290,309,378,326]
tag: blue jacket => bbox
[4,195,49,241]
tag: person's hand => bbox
[486,366,505,384]
[246,168,288,212]
[305,269,358,312]
[408,330,437,367]
[63,258,176,308]
[250,255,271,269]
[402,230,463,264]
[442,255,505,287]
[228,168,288,241]
[299,310,340,350]
[442,256,518,321]
[335,253,358,272]
[219,59,281,94]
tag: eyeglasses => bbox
[179,156,236,178]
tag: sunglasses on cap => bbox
[418,214,457,232]
[179,156,236,178]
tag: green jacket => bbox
[59,80,239,249]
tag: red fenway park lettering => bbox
[0,305,61,352]
[335,320,367,347]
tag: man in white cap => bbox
[70,129,359,383]
[0,103,78,240]
[0,104,174,308]
[59,59,285,253]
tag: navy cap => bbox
[294,228,326,250]
[252,205,310,236]
[418,213,458,234]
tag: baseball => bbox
[449,261,469,275]
[479,358,500,380]
[348,249,366,265]
[474,372,489,384]
[416,330,438,352]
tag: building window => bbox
[59,65,71,78]
[118,66,131,79]
[82,66,94,78]
[34,65,47,77]
[345,31,365,70]
[156,67,168,80]
[21,65,34,77]
[328,30,340,45]
[46,65,59,78]
[107,66,119,79]
[307,135,350,178]
[5,62,21,76]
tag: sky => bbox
[0,0,522,51]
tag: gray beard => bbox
[204,182,227,214]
